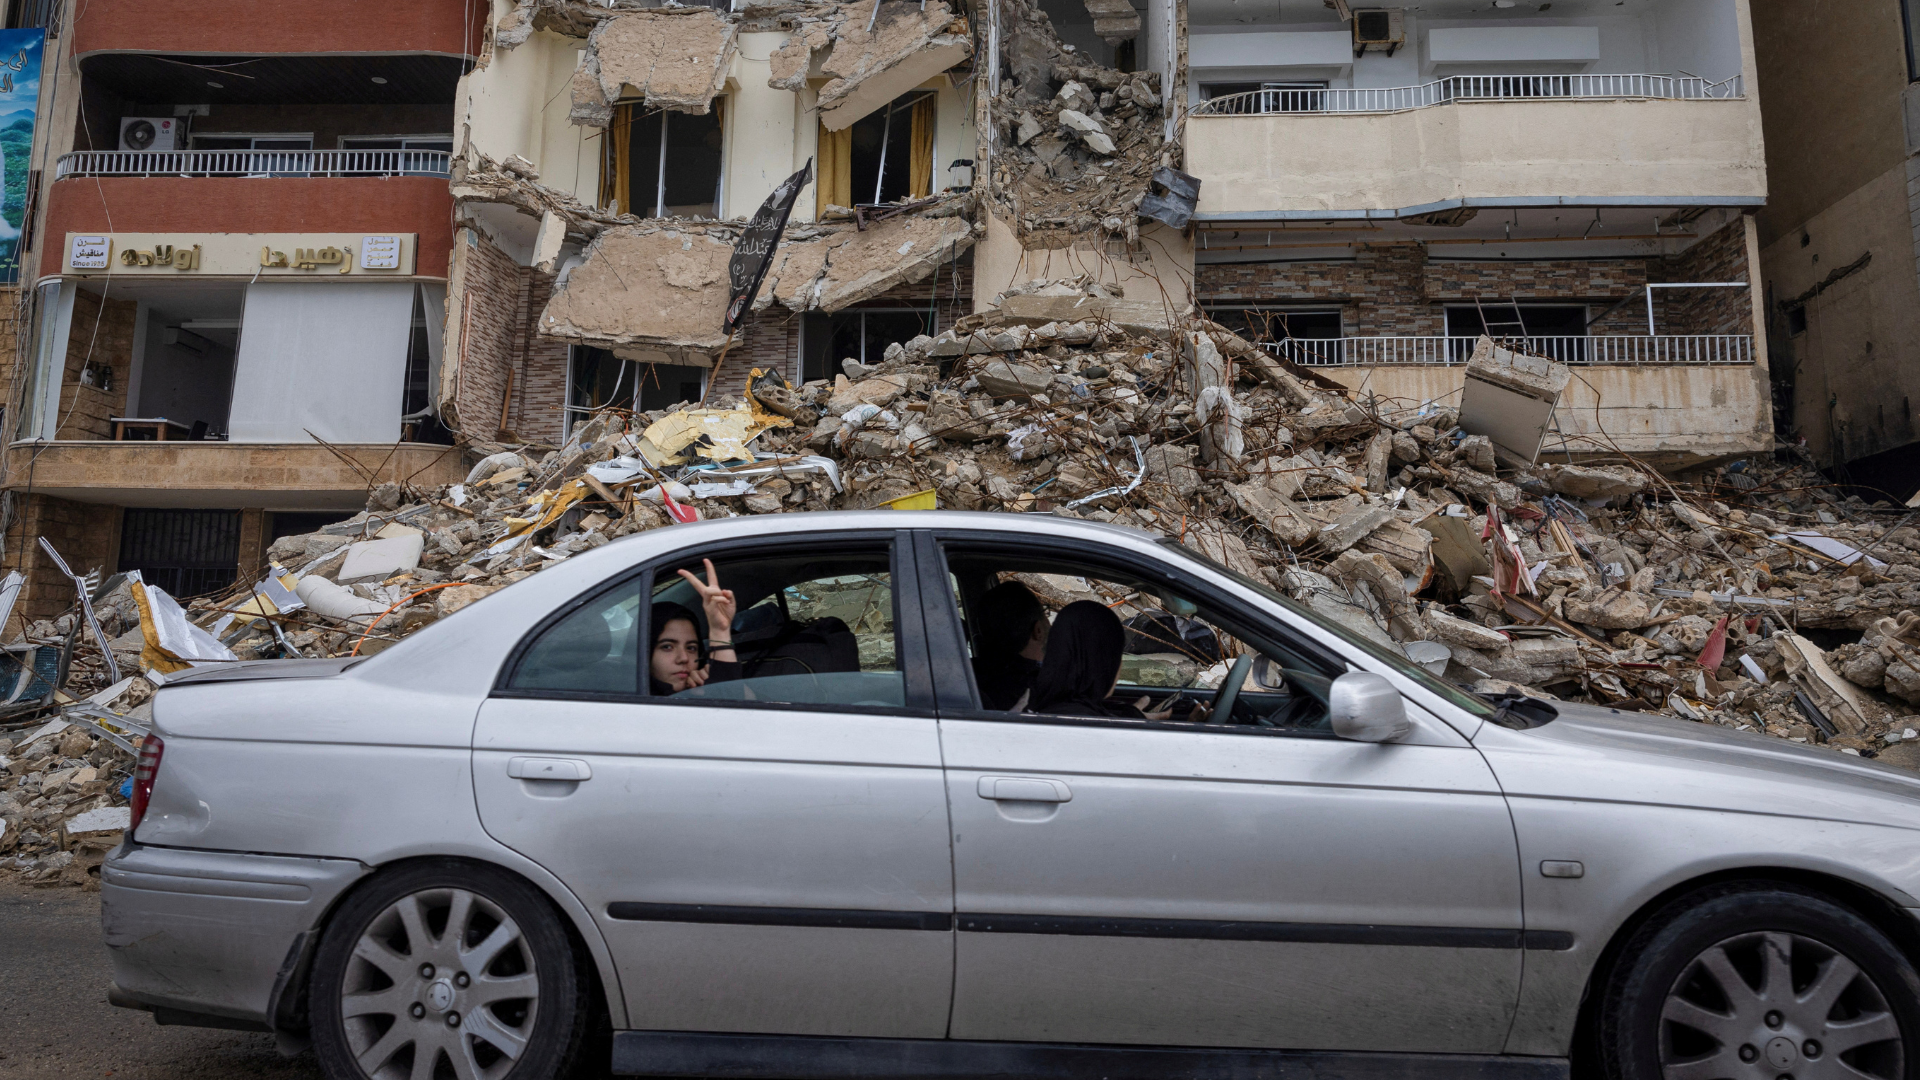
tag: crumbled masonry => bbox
[571,9,739,126]
[769,0,973,132]
[988,0,1167,244]
[10,287,1920,888]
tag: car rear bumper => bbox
[100,843,368,1027]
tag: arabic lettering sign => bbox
[724,159,812,334]
[0,31,42,284]
[64,233,416,275]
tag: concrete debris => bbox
[572,9,739,127]
[988,0,1167,242]
[15,335,1920,890]
[769,0,972,131]
[535,195,974,358]
[1082,0,1141,41]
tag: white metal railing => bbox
[54,149,453,180]
[1266,335,1754,367]
[1194,73,1745,116]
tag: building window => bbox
[339,135,454,176]
[1204,306,1341,341]
[566,347,707,435]
[1786,306,1808,336]
[1444,305,1589,338]
[119,509,241,599]
[607,104,724,219]
[1200,82,1327,114]
[1906,0,1920,82]
[816,92,936,214]
[191,133,315,176]
[800,308,937,383]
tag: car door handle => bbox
[976,776,1071,802]
[507,757,592,781]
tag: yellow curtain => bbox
[609,103,633,215]
[909,96,935,198]
[817,123,853,215]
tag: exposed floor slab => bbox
[769,0,972,131]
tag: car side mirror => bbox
[1328,672,1412,743]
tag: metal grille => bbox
[1193,73,1745,116]
[118,509,240,599]
[1267,334,1754,367]
[55,149,453,180]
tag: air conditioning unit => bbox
[1352,8,1405,56]
[119,117,179,152]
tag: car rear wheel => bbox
[310,860,589,1080]
[1600,883,1920,1080]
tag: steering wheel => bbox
[1207,655,1254,725]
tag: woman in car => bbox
[1028,600,1180,720]
[649,558,743,695]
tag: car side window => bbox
[648,543,907,710]
[507,578,642,695]
[945,547,1339,732]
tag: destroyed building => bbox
[1749,0,1920,497]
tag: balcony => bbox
[1190,74,1745,116]
[56,150,454,181]
[1186,89,1766,219]
[1267,334,1755,367]
[0,442,465,510]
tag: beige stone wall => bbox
[52,290,135,442]
[1187,98,1766,216]
[4,494,121,621]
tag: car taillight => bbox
[129,735,164,835]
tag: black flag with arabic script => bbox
[725,158,813,334]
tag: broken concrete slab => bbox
[1458,336,1572,465]
[1317,504,1394,554]
[540,226,734,357]
[1543,463,1649,501]
[757,210,975,314]
[1083,0,1141,41]
[572,9,739,127]
[770,0,973,132]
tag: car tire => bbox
[1598,881,1920,1080]
[310,859,591,1080]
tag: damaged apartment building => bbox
[0,0,1775,616]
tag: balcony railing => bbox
[54,150,453,180]
[1267,335,1754,367]
[1193,74,1745,116]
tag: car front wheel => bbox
[1601,882,1920,1080]
[310,860,590,1080]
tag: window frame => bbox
[490,530,937,716]
[921,530,1356,739]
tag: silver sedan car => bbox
[103,511,1920,1080]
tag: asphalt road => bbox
[0,879,322,1079]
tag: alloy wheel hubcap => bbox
[340,887,539,1080]
[1660,930,1904,1079]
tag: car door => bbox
[472,531,956,1038]
[921,531,1526,1054]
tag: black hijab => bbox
[1027,600,1140,719]
[972,581,1046,710]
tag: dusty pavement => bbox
[0,879,319,1079]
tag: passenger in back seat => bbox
[971,581,1049,711]
[649,559,742,694]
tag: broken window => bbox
[568,346,707,435]
[1206,307,1343,365]
[816,92,936,213]
[606,103,724,219]
[800,308,938,382]
[118,509,241,598]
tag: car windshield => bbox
[1157,537,1494,719]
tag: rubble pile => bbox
[13,286,1920,886]
[987,0,1168,243]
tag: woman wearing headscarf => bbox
[649,558,744,695]
[971,580,1050,711]
[1027,600,1178,720]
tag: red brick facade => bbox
[1196,218,1753,338]
[73,0,484,59]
